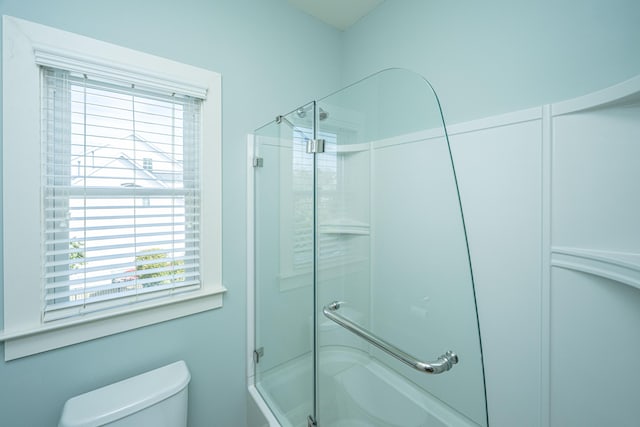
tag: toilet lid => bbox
[58,361,190,427]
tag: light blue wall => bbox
[341,0,640,124]
[0,1,341,426]
[5,1,639,426]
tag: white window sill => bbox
[0,286,226,361]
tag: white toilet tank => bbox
[58,360,190,427]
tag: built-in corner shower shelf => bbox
[551,247,640,292]
[318,220,370,235]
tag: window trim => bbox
[1,15,224,360]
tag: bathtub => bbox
[247,347,478,427]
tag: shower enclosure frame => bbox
[247,68,488,427]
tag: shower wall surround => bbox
[449,75,640,427]
[545,80,640,427]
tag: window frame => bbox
[1,15,224,360]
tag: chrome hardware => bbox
[307,415,317,427]
[253,157,263,168]
[323,301,459,374]
[306,139,325,154]
[296,107,307,118]
[253,347,264,364]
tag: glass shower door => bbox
[314,69,488,426]
[254,103,317,426]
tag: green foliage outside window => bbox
[69,240,85,270]
[135,249,185,287]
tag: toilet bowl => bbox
[58,360,190,427]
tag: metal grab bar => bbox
[322,301,459,374]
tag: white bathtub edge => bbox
[248,384,281,427]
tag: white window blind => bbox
[42,67,203,322]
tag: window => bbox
[42,68,203,322]
[1,16,223,360]
[143,158,154,171]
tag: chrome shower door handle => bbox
[322,301,459,374]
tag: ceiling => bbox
[287,0,385,31]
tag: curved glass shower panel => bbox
[315,69,487,426]
[253,103,316,426]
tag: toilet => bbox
[58,360,190,427]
